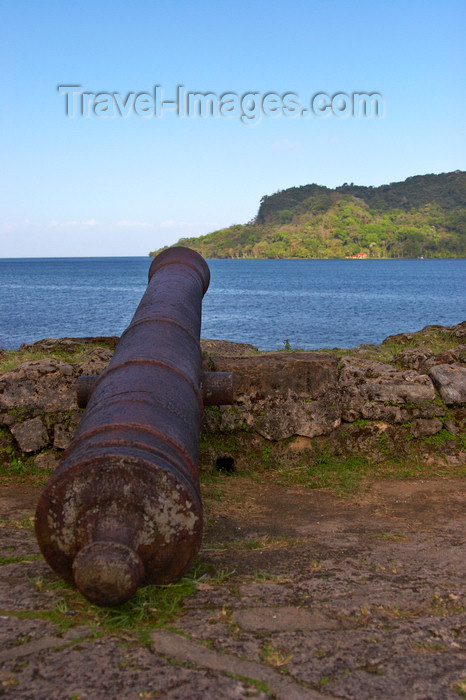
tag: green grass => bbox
[282,338,304,352]
[17,565,205,638]
[0,341,114,375]
[0,456,54,486]
[379,459,465,480]
[319,325,464,367]
[0,554,42,565]
[249,444,466,494]
[5,456,29,475]
[98,579,197,632]
[422,428,466,449]
[202,534,303,554]
[263,451,370,493]
[201,433,465,496]
[0,514,35,530]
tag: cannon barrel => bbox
[35,247,215,607]
[76,371,233,408]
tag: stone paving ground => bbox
[0,476,465,699]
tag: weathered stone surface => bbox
[2,477,465,700]
[430,347,466,366]
[10,417,49,452]
[205,352,341,440]
[444,419,460,435]
[454,320,466,338]
[335,421,395,463]
[429,363,466,405]
[19,336,119,352]
[410,418,443,438]
[0,359,77,415]
[0,412,15,427]
[150,629,319,699]
[1,327,465,466]
[232,606,338,632]
[339,359,437,423]
[75,348,114,375]
[395,345,466,373]
[0,345,112,459]
[53,423,75,449]
[382,321,466,345]
[201,338,259,357]
[392,347,434,371]
[34,452,61,471]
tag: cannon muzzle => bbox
[35,247,217,606]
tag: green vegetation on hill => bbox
[150,171,466,259]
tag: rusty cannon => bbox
[35,247,232,607]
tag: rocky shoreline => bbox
[0,322,465,474]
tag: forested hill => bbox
[150,170,466,259]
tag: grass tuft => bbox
[264,450,370,493]
[15,568,203,637]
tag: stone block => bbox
[429,364,466,405]
[206,352,341,440]
[410,418,443,438]
[10,417,49,452]
[340,359,436,423]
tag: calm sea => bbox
[0,257,464,351]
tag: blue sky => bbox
[1,0,465,257]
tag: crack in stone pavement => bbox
[150,629,338,700]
